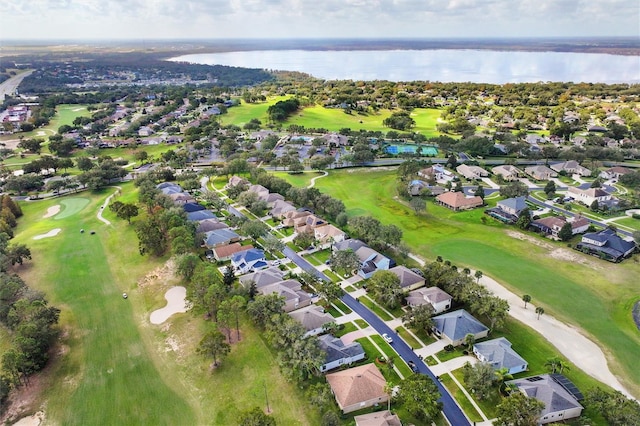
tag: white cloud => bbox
[0,0,637,39]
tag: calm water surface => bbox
[171,49,639,84]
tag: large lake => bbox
[170,49,639,84]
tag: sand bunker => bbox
[43,205,61,218]
[150,286,188,325]
[33,228,62,240]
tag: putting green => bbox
[55,198,90,220]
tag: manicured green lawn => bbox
[355,319,369,329]
[440,374,484,423]
[608,215,640,231]
[359,296,393,321]
[282,167,640,397]
[395,326,422,349]
[335,322,358,337]
[220,98,442,138]
[12,184,320,425]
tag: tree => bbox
[368,270,403,309]
[544,180,556,197]
[109,201,139,224]
[396,374,442,422]
[494,391,544,426]
[197,329,230,367]
[238,407,275,426]
[499,181,529,198]
[474,270,483,283]
[535,306,544,320]
[462,361,495,400]
[240,220,269,241]
[545,356,570,374]
[176,253,200,282]
[5,244,32,267]
[590,199,599,212]
[474,185,485,199]
[402,304,434,333]
[464,333,476,348]
[494,367,513,393]
[315,280,343,305]
[227,295,246,341]
[409,197,426,214]
[76,156,94,171]
[586,388,640,426]
[516,208,531,230]
[222,265,236,289]
[522,294,531,309]
[247,294,285,329]
[18,138,43,154]
[329,249,359,276]
[558,222,573,241]
[261,234,284,254]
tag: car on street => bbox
[382,333,393,344]
[408,360,418,373]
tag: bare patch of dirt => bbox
[137,259,177,289]
[506,230,601,270]
[0,374,46,425]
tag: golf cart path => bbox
[307,171,328,188]
[407,254,635,399]
[97,186,121,225]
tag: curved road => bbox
[282,248,470,425]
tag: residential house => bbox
[258,280,312,313]
[226,175,249,188]
[325,364,389,413]
[239,267,284,289]
[196,219,228,233]
[269,199,296,218]
[289,305,335,337]
[492,165,522,181]
[507,374,584,424]
[600,166,633,180]
[282,210,313,228]
[186,210,217,222]
[295,214,326,235]
[525,165,557,181]
[497,196,528,216]
[418,164,454,182]
[354,411,402,426]
[531,215,590,239]
[157,182,183,195]
[318,334,366,373]
[432,309,489,346]
[388,266,425,292]
[169,193,196,205]
[576,228,636,262]
[407,180,445,196]
[472,337,528,375]
[456,164,489,180]
[258,192,285,208]
[203,228,240,248]
[567,187,612,206]
[436,192,484,211]
[406,287,453,314]
[213,243,253,261]
[550,161,592,177]
[231,248,268,274]
[314,224,347,248]
[525,134,545,145]
[182,202,206,213]
[334,239,393,279]
[138,126,154,137]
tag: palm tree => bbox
[464,333,476,349]
[545,356,570,374]
[535,306,544,320]
[522,294,532,309]
[474,270,483,283]
[494,367,513,393]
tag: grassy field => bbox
[276,167,640,398]
[219,96,442,137]
[0,104,91,143]
[10,184,319,425]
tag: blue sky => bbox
[0,0,638,40]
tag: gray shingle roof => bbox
[473,337,527,371]
[433,309,488,341]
